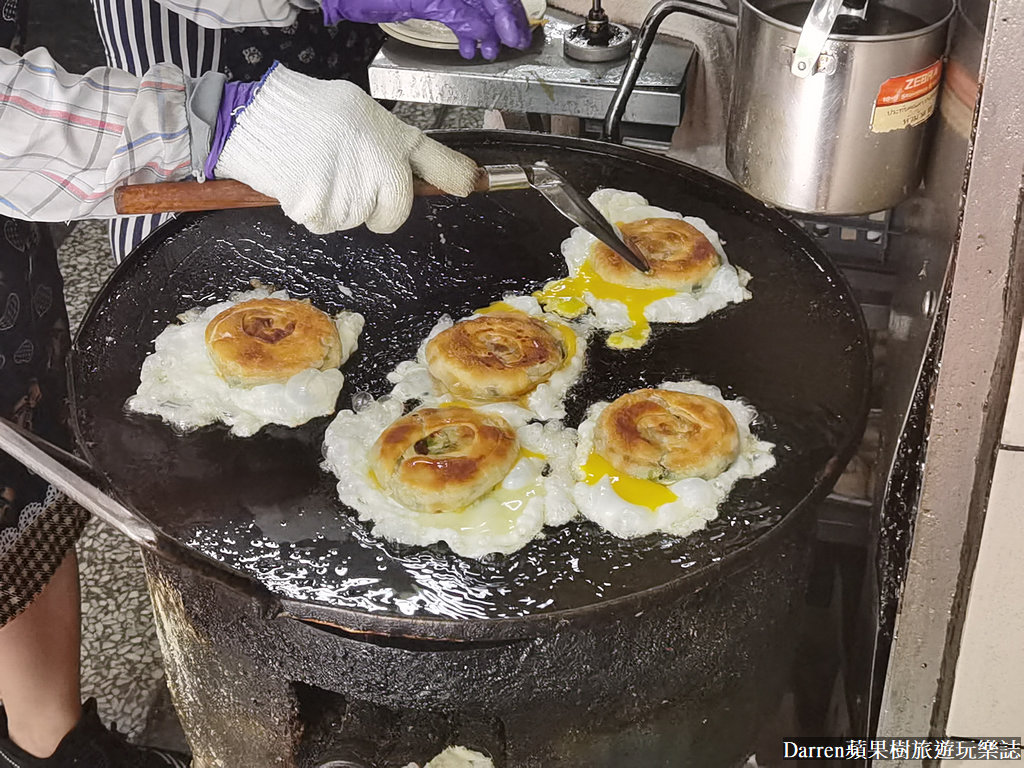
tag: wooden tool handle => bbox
[113,174,491,215]
[114,179,276,215]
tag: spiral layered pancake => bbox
[426,311,568,402]
[370,406,519,513]
[573,380,776,539]
[205,298,343,387]
[595,389,740,483]
[592,218,720,291]
[323,398,578,558]
[536,189,751,349]
[128,288,363,437]
[388,295,587,422]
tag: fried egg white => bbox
[128,289,363,437]
[387,294,587,422]
[573,380,775,539]
[536,188,752,349]
[404,746,495,768]
[322,397,578,559]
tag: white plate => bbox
[378,22,458,50]
[380,0,546,51]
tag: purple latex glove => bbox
[204,69,271,180]
[323,0,532,60]
[202,78,260,182]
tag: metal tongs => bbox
[481,163,650,272]
[791,0,868,77]
[113,163,651,274]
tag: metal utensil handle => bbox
[0,418,160,548]
[0,417,282,616]
[114,169,503,215]
[791,0,844,77]
[602,0,738,143]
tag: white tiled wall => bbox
[942,331,1024,764]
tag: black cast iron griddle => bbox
[69,132,870,641]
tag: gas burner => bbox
[563,0,633,62]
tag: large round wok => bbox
[69,131,870,643]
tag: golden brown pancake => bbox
[596,389,739,483]
[370,406,519,513]
[426,311,568,402]
[205,298,342,387]
[591,217,720,290]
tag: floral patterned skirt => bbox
[220,10,385,87]
[0,220,88,627]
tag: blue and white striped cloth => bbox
[92,0,317,261]
[0,0,318,260]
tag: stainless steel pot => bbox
[727,0,953,213]
[604,0,954,215]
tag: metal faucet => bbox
[602,0,737,142]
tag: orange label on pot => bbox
[871,60,943,134]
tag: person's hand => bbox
[213,65,478,235]
[322,0,532,60]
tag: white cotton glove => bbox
[214,65,478,235]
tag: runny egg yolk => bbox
[581,452,678,511]
[534,258,675,349]
[475,301,516,314]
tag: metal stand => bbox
[368,9,691,132]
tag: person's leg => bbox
[0,214,84,759]
[0,540,190,767]
[0,550,82,759]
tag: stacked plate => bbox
[379,0,547,50]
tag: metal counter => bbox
[368,9,693,126]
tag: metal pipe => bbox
[0,417,284,619]
[602,0,737,143]
[0,418,160,549]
